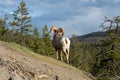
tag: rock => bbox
[52,75,60,80]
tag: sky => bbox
[0,0,120,37]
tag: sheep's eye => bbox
[54,30,57,33]
[54,30,58,33]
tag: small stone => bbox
[8,77,13,80]
[52,75,59,80]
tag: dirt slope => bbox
[0,41,93,80]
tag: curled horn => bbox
[58,28,64,36]
[50,26,58,33]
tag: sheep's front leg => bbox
[57,50,61,60]
[60,50,63,61]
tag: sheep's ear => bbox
[59,28,64,36]
[50,26,58,33]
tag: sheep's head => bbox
[50,26,64,36]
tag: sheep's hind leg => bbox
[63,49,69,64]
[66,49,69,64]
[56,51,59,60]
[66,54,69,64]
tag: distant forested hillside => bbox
[71,31,106,42]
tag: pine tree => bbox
[42,25,55,56]
[0,15,12,41]
[92,16,120,80]
[33,27,39,38]
[42,25,50,41]
[10,0,32,36]
[0,16,7,33]
[30,27,41,52]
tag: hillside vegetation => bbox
[70,16,120,80]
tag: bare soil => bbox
[0,42,93,80]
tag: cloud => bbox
[80,0,96,3]
[28,0,120,36]
[0,0,16,7]
[0,9,13,16]
[30,10,48,17]
[6,0,15,5]
[32,6,105,36]
[0,0,120,36]
[3,10,13,14]
[113,0,120,3]
[0,0,17,14]
[53,7,105,35]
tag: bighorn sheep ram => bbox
[50,26,70,63]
